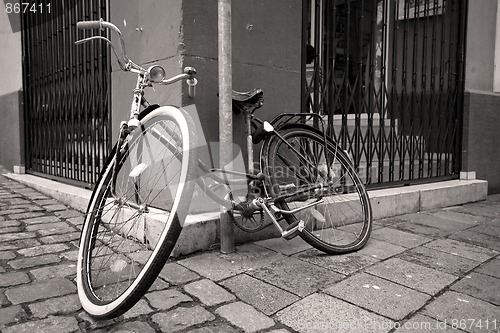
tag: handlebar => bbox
[76,19,197,97]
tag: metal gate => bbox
[302,0,467,187]
[22,0,111,187]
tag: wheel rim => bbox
[79,113,188,309]
[266,129,371,252]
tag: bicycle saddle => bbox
[232,88,264,113]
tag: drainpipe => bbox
[218,0,235,253]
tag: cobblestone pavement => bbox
[0,169,499,333]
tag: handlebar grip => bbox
[77,20,102,30]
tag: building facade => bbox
[1,0,500,192]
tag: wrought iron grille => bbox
[21,0,111,187]
[302,0,467,187]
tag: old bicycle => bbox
[75,19,372,319]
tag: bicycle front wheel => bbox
[77,106,198,319]
[262,126,372,254]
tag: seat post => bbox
[245,110,254,175]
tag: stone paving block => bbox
[93,321,156,333]
[324,272,431,320]
[8,212,45,220]
[449,230,500,251]
[254,236,312,256]
[0,305,27,328]
[28,294,81,318]
[248,257,343,297]
[159,262,200,284]
[39,232,81,244]
[42,204,68,212]
[475,258,500,278]
[295,248,379,275]
[77,311,118,331]
[354,238,407,260]
[23,215,61,224]
[2,316,79,333]
[148,277,170,291]
[0,290,8,306]
[467,223,500,238]
[8,254,61,270]
[185,323,240,333]
[216,302,275,333]
[398,246,480,276]
[371,227,432,248]
[392,220,452,238]
[451,272,500,305]
[30,263,77,280]
[145,289,192,310]
[9,205,44,212]
[152,305,215,332]
[6,198,31,205]
[366,258,458,295]
[34,199,60,206]
[423,291,500,333]
[0,226,22,234]
[424,238,498,262]
[178,244,284,281]
[36,226,77,236]
[66,216,84,226]
[122,299,154,319]
[0,232,37,242]
[430,210,488,225]
[452,203,500,219]
[184,278,235,306]
[0,272,31,287]
[0,208,26,216]
[54,209,82,219]
[0,238,41,251]
[25,221,71,231]
[60,250,79,262]
[0,251,16,260]
[5,278,76,304]
[221,274,299,315]
[276,293,394,333]
[17,243,69,257]
[1,220,21,227]
[395,314,461,332]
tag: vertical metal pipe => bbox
[218,0,234,254]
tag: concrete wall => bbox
[182,0,302,168]
[462,90,500,194]
[109,0,185,140]
[461,0,500,194]
[0,8,23,171]
[465,0,497,92]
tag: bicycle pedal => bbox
[282,220,305,240]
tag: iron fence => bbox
[21,0,111,187]
[302,0,467,187]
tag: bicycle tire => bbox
[77,106,198,319]
[261,125,372,254]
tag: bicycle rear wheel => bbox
[77,106,197,319]
[262,126,372,254]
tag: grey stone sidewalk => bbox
[0,171,499,333]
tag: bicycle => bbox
[75,19,372,319]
